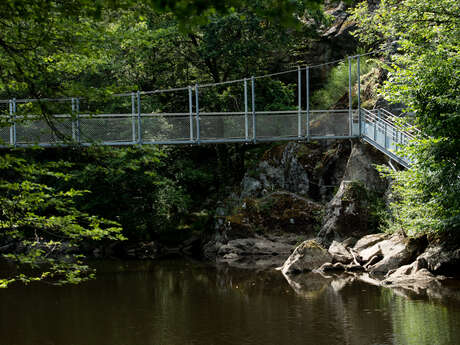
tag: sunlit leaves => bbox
[351,0,460,238]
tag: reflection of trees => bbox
[381,288,460,345]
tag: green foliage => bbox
[0,149,124,287]
[62,146,191,239]
[351,0,460,238]
[312,58,374,109]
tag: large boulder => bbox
[328,240,353,264]
[281,240,332,275]
[365,234,427,275]
[318,181,385,245]
[342,142,388,193]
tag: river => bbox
[1,258,460,345]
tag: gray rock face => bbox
[240,143,310,199]
[318,181,381,244]
[281,240,332,275]
[342,142,388,193]
[240,177,262,199]
[328,240,353,264]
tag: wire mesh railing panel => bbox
[255,112,300,139]
[199,114,247,141]
[79,115,135,144]
[141,114,191,143]
[0,102,10,145]
[0,122,9,145]
[309,110,351,137]
[15,116,73,145]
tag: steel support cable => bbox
[0,50,392,102]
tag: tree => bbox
[0,149,125,288]
[350,0,460,238]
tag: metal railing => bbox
[0,103,360,147]
[0,52,418,169]
[361,108,416,168]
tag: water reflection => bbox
[0,259,459,345]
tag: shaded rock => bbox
[382,261,442,292]
[240,143,310,199]
[417,245,460,276]
[215,236,295,260]
[328,240,353,264]
[281,240,332,275]
[224,191,323,238]
[318,181,385,245]
[240,177,262,199]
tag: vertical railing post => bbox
[76,98,80,143]
[251,76,256,144]
[357,55,362,137]
[137,91,142,145]
[8,100,13,146]
[348,57,353,136]
[195,84,200,144]
[384,122,387,149]
[297,66,302,139]
[188,86,194,143]
[131,92,136,143]
[10,98,16,147]
[306,67,310,141]
[244,78,249,141]
[71,98,76,141]
[374,109,378,141]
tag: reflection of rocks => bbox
[208,234,302,269]
[282,271,332,299]
[279,232,456,298]
[281,240,332,275]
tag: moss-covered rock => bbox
[224,192,324,239]
[281,239,332,275]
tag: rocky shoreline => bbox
[199,140,460,296]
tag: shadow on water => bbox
[1,258,460,345]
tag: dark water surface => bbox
[1,259,460,345]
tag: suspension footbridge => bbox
[0,55,416,168]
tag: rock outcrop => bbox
[317,141,388,245]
